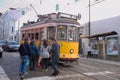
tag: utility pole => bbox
[88,0,105,37]
[88,0,106,59]
[88,0,91,37]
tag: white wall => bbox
[82,15,120,55]
[91,16,120,36]
[0,7,30,41]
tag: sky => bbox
[0,0,30,12]
[0,0,120,24]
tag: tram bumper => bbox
[59,54,80,62]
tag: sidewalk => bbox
[80,56,120,66]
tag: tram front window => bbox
[68,26,76,41]
[57,25,67,40]
[47,26,56,39]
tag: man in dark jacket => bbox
[18,38,31,79]
[51,39,60,76]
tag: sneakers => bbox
[52,72,59,76]
[42,68,48,71]
[20,75,24,80]
[19,72,22,76]
[19,72,25,80]
[45,69,48,71]
[30,68,35,71]
[41,69,44,71]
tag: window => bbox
[31,33,34,40]
[57,25,67,40]
[68,26,76,41]
[22,11,25,15]
[28,33,30,37]
[79,27,84,35]
[22,34,24,40]
[35,33,39,39]
[8,42,19,45]
[12,26,14,33]
[47,26,56,39]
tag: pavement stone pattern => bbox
[80,57,120,66]
[0,52,20,80]
[0,52,94,80]
[25,66,95,80]
[0,66,9,80]
[26,74,95,80]
[1,52,120,80]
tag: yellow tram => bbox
[20,12,81,62]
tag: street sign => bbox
[56,4,59,12]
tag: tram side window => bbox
[57,25,67,40]
[22,34,24,40]
[47,26,56,39]
[28,33,30,37]
[31,33,34,40]
[68,26,76,41]
[35,33,39,40]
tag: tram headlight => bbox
[70,49,74,54]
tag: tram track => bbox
[56,63,98,80]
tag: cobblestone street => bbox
[0,52,120,80]
[1,0,120,80]
[0,52,95,80]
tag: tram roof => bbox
[21,12,80,28]
[84,31,118,38]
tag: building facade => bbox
[0,7,30,42]
[82,16,120,61]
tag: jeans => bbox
[42,58,49,69]
[19,55,29,75]
[51,56,59,73]
[29,54,37,69]
[87,51,91,58]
